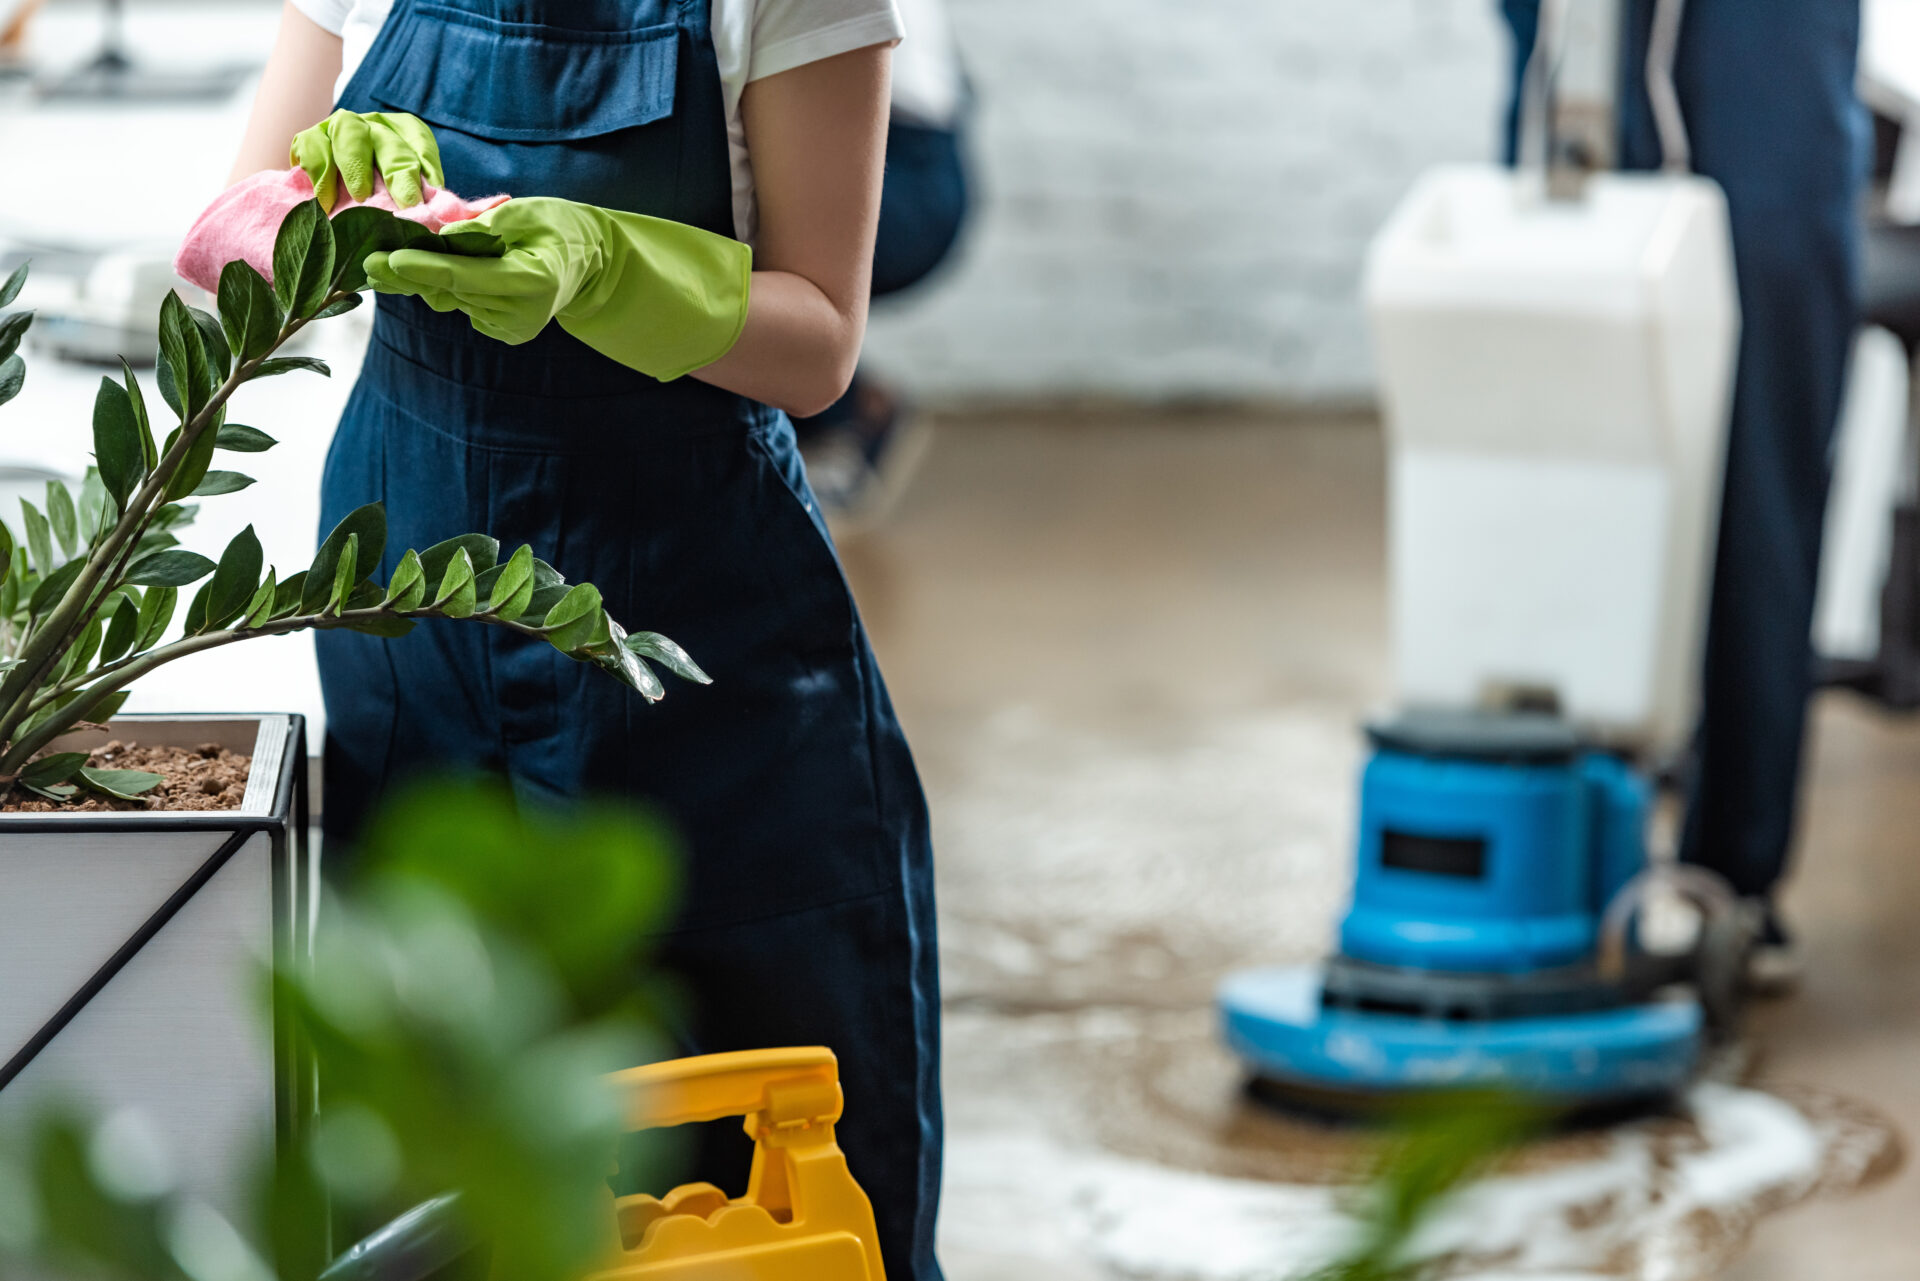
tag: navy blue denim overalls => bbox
[315,4,943,1276]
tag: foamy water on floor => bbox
[927,703,1902,1280]
[942,1082,1853,1281]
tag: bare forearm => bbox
[692,270,866,417]
[689,46,890,418]
[229,2,342,184]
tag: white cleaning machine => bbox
[1220,0,1754,1108]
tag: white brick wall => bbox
[865,0,1512,405]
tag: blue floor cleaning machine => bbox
[1221,0,1755,1111]
[1220,709,1751,1110]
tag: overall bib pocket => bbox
[363,3,680,142]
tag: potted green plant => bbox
[0,199,706,1223]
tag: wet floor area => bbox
[843,412,1914,1279]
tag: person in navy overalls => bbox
[1502,0,1865,971]
[230,3,943,1276]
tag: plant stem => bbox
[0,600,548,771]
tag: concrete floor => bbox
[842,411,1914,1280]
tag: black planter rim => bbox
[0,712,304,831]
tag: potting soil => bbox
[2,740,251,811]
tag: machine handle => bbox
[608,1047,842,1134]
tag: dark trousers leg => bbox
[1503,0,1865,895]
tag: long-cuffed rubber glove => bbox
[363,196,752,382]
[292,110,444,212]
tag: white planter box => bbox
[0,714,312,1221]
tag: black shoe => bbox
[1746,901,1803,995]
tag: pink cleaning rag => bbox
[175,168,509,293]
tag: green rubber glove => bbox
[292,110,444,212]
[363,196,752,382]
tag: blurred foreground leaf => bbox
[1306,1092,1543,1281]
[0,779,680,1281]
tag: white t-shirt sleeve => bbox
[748,0,904,84]
[715,0,904,244]
[288,0,353,36]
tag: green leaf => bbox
[20,782,77,800]
[328,532,359,615]
[57,617,103,681]
[216,423,278,453]
[12,691,77,743]
[157,291,213,422]
[241,568,279,628]
[356,578,397,619]
[183,580,211,634]
[419,533,498,584]
[217,258,283,364]
[161,423,221,502]
[188,305,232,380]
[0,519,12,588]
[488,574,535,622]
[484,544,535,618]
[150,501,197,531]
[26,556,82,619]
[135,584,177,649]
[120,359,158,470]
[273,571,307,619]
[80,688,130,726]
[541,583,603,651]
[272,199,337,320]
[382,548,426,609]
[344,613,416,638]
[19,751,87,789]
[588,620,665,700]
[314,292,363,320]
[0,261,25,309]
[206,525,264,631]
[437,225,509,259]
[0,354,23,408]
[155,347,181,416]
[625,631,711,685]
[125,548,216,588]
[328,207,406,294]
[523,584,570,621]
[78,468,109,542]
[0,546,23,616]
[472,561,505,595]
[192,470,256,497]
[329,205,444,293]
[252,356,332,379]
[261,1124,333,1281]
[0,309,31,365]
[77,767,165,801]
[44,480,76,558]
[20,499,51,574]
[303,503,386,613]
[100,594,139,663]
[431,547,476,618]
